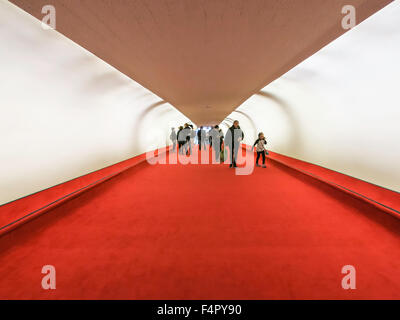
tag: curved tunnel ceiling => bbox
[10,0,392,125]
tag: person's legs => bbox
[229,146,234,167]
[179,142,183,154]
[256,151,261,166]
[172,141,176,152]
[213,146,219,162]
[262,151,266,167]
[186,140,190,155]
[233,145,239,167]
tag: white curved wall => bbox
[0,1,191,205]
[224,1,400,192]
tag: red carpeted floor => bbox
[0,149,399,299]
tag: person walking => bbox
[219,128,225,162]
[224,120,244,168]
[170,128,177,152]
[253,132,268,168]
[182,123,191,155]
[209,125,221,161]
[177,126,185,154]
[197,126,206,150]
[189,124,195,155]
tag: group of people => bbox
[170,120,268,168]
[197,125,224,160]
[170,123,195,155]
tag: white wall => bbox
[223,1,400,192]
[0,1,191,205]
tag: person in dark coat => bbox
[224,120,244,168]
[189,124,195,155]
[219,128,224,148]
[197,126,206,150]
[177,126,185,154]
[209,125,221,161]
[219,128,224,162]
[170,128,177,152]
[181,123,191,155]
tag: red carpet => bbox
[263,149,400,217]
[0,148,168,236]
[0,148,399,299]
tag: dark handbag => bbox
[220,149,225,162]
